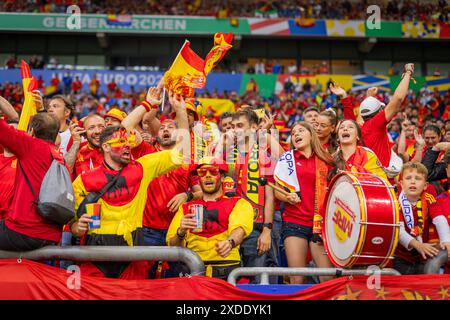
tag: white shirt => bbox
[59,128,71,156]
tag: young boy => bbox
[395,162,450,275]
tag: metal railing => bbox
[227,267,401,285]
[0,246,205,276]
[424,249,448,274]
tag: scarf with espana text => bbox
[274,150,328,234]
[235,143,265,223]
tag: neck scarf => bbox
[235,143,265,222]
[274,150,328,234]
[399,191,427,239]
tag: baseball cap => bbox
[104,108,127,122]
[359,96,385,117]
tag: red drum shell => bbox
[323,171,399,268]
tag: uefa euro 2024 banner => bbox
[0,69,164,93]
[0,69,241,94]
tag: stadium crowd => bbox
[1,0,448,22]
[0,62,449,283]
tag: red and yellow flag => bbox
[18,60,38,132]
[164,33,233,97]
[204,32,233,75]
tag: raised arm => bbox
[0,96,19,121]
[122,86,162,131]
[410,128,426,163]
[64,122,86,173]
[384,63,414,122]
[330,83,358,121]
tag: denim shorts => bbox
[281,221,313,243]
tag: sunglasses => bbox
[197,167,220,177]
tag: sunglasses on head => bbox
[197,166,220,177]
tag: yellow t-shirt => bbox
[167,197,254,262]
[73,149,183,245]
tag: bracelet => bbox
[176,228,186,240]
[141,100,157,112]
[228,238,236,248]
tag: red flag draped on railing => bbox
[0,259,449,300]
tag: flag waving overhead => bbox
[164,33,233,97]
[204,32,233,75]
[18,60,38,132]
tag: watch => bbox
[185,191,194,202]
[228,238,236,248]
[263,222,273,230]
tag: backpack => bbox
[20,150,76,225]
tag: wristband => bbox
[141,100,156,112]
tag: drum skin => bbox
[323,172,400,268]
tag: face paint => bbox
[106,128,137,148]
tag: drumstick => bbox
[258,177,291,197]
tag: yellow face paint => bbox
[106,128,137,148]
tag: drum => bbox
[323,171,400,268]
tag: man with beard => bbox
[71,125,186,279]
[167,157,254,280]
[74,103,156,179]
[74,114,106,178]
[121,86,199,277]
[229,108,279,283]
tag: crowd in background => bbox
[1,0,448,22]
[0,62,449,283]
[2,72,449,137]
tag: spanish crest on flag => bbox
[164,33,233,97]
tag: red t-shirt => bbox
[282,150,316,228]
[143,165,199,230]
[435,191,450,225]
[0,120,63,242]
[361,110,392,168]
[0,154,17,220]
[107,82,117,92]
[72,80,82,92]
[131,141,157,160]
[51,77,60,87]
[74,144,104,179]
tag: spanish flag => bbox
[164,40,206,98]
[204,32,233,75]
[164,33,233,98]
[18,60,38,132]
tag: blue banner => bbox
[0,69,242,95]
[197,73,242,95]
[0,69,163,93]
